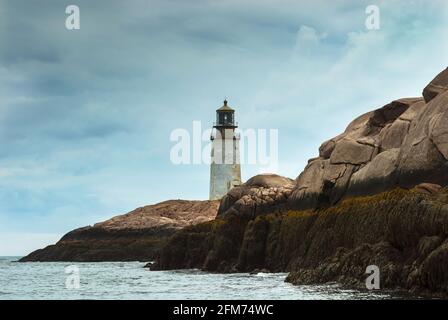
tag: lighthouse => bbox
[209,100,242,200]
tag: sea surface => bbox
[0,256,398,300]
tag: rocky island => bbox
[152,67,448,296]
[20,200,219,262]
[21,67,448,296]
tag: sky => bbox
[0,0,447,255]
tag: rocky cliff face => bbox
[153,67,448,295]
[20,200,219,262]
[154,186,448,295]
[289,68,448,209]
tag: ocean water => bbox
[0,257,396,300]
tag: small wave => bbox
[254,272,270,277]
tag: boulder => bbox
[423,68,448,103]
[245,174,294,188]
[430,109,448,160]
[414,183,443,195]
[379,119,410,150]
[369,99,415,127]
[330,138,375,165]
[324,163,356,205]
[217,174,295,217]
[346,148,399,197]
[399,99,426,122]
[396,91,448,188]
[319,140,335,159]
[343,111,374,137]
[289,159,326,208]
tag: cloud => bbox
[295,25,327,49]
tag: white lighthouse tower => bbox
[209,100,241,200]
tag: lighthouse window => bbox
[217,112,234,125]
